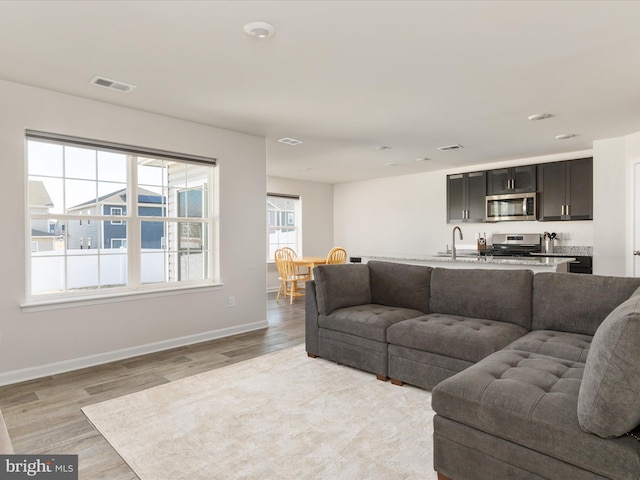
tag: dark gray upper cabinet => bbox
[538,158,593,221]
[486,165,537,195]
[447,171,486,223]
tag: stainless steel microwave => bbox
[486,192,537,222]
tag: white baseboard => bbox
[0,320,268,387]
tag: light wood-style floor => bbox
[0,293,305,479]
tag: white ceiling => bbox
[1,1,639,184]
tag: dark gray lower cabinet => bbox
[447,171,486,223]
[538,158,593,221]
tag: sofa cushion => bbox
[504,330,592,363]
[318,304,425,342]
[533,272,640,335]
[430,268,533,329]
[314,264,371,315]
[368,261,432,314]
[387,313,528,363]
[578,287,640,438]
[432,350,640,479]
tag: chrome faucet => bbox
[452,226,463,260]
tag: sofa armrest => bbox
[305,280,320,356]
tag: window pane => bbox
[67,217,100,252]
[98,151,127,183]
[105,217,127,248]
[65,146,96,180]
[180,251,206,281]
[28,177,63,214]
[31,255,65,294]
[98,182,127,209]
[30,219,64,252]
[100,254,127,287]
[141,221,165,249]
[267,195,300,261]
[138,159,167,187]
[28,140,63,177]
[141,251,166,284]
[65,179,97,214]
[67,254,99,290]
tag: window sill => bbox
[21,283,224,313]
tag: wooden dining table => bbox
[293,256,327,279]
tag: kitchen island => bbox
[361,254,575,273]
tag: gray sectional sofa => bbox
[305,260,640,480]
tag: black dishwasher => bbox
[568,256,593,274]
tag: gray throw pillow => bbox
[577,287,640,438]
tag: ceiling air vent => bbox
[437,144,464,151]
[277,137,303,146]
[89,76,136,94]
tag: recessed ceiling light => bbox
[437,144,464,151]
[244,21,275,39]
[375,146,392,151]
[384,162,403,167]
[278,137,303,146]
[528,113,552,121]
[555,134,576,140]
[415,157,431,162]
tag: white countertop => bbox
[363,254,575,267]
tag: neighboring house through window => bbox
[25,130,218,301]
[267,193,301,261]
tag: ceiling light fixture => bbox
[244,21,275,39]
[415,157,431,162]
[555,134,576,140]
[277,137,303,146]
[375,146,392,151]
[528,113,552,121]
[384,162,403,167]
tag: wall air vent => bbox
[89,76,136,94]
[437,144,464,151]
[277,137,303,146]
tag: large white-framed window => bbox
[26,130,218,302]
[267,193,301,261]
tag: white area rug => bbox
[82,345,436,480]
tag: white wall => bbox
[334,150,595,260]
[593,137,627,276]
[266,176,334,291]
[0,79,267,384]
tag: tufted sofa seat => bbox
[433,350,640,480]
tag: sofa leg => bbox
[390,378,404,386]
[437,473,453,480]
[376,374,389,382]
[307,352,318,358]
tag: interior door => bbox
[634,162,640,276]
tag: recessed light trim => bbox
[555,134,576,140]
[277,137,303,146]
[528,113,552,121]
[375,146,392,151]
[437,144,464,151]
[415,157,431,162]
[89,76,136,94]
[244,21,275,39]
[384,162,403,167]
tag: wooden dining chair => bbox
[326,246,347,264]
[274,248,308,304]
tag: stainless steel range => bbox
[484,233,542,257]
